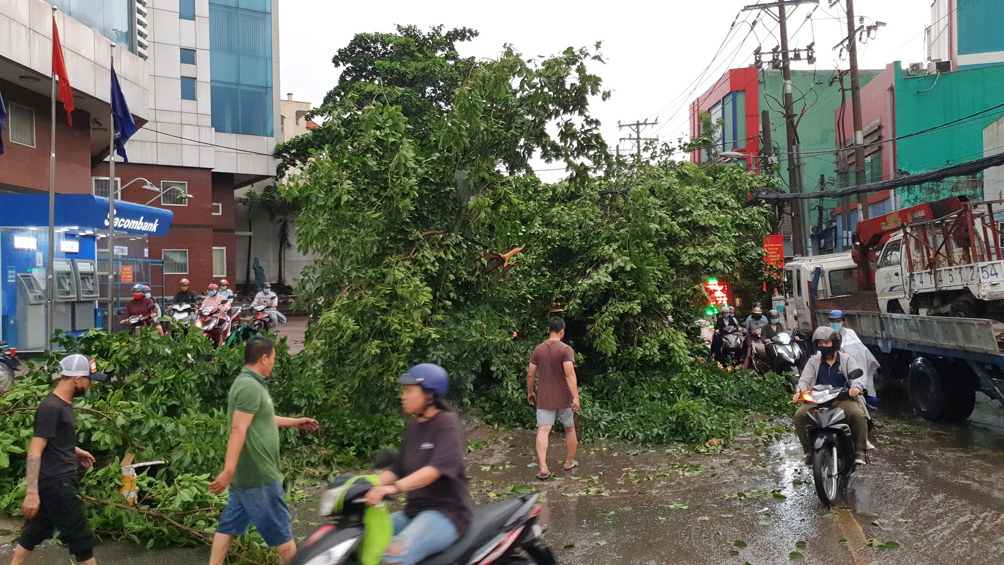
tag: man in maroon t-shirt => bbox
[527,317,579,479]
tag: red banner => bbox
[764,235,784,268]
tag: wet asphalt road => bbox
[3,393,1004,564]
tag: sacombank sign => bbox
[104,214,160,234]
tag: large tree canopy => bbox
[278,27,782,442]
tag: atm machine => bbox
[72,259,98,331]
[52,258,76,331]
[16,273,46,350]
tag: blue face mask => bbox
[209,290,217,297]
[145,293,152,299]
[724,313,733,318]
[830,322,843,331]
[264,289,271,294]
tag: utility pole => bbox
[618,119,658,160]
[844,0,868,221]
[744,0,817,257]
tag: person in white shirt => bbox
[252,282,285,329]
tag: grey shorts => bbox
[537,408,574,428]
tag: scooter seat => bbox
[420,498,525,565]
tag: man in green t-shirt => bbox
[208,337,318,564]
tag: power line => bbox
[141,127,277,157]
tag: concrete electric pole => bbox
[744,0,818,257]
[618,119,659,160]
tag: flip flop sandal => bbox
[535,472,552,481]
[562,460,579,471]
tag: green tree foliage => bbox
[283,29,785,441]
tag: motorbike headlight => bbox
[303,538,357,565]
[195,320,203,328]
[801,392,814,403]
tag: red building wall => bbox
[688,67,761,169]
[0,80,91,193]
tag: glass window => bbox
[212,202,223,215]
[50,0,136,52]
[180,0,196,20]
[878,239,902,269]
[180,48,197,65]
[795,268,803,298]
[181,77,197,100]
[92,177,122,199]
[209,2,274,136]
[8,103,35,147]
[212,247,227,277]
[828,268,858,296]
[161,181,189,206]
[163,250,189,275]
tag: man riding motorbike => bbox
[793,327,868,466]
[124,284,164,336]
[743,305,769,368]
[172,278,199,306]
[830,309,880,450]
[251,283,286,329]
[755,309,787,365]
[711,306,741,365]
[364,364,473,565]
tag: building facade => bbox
[928,0,1004,70]
[0,0,281,301]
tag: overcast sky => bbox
[278,0,933,159]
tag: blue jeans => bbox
[384,510,459,565]
[216,480,293,547]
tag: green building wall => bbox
[892,61,1004,207]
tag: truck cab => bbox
[775,252,859,335]
[874,234,908,313]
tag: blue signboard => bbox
[0,194,173,236]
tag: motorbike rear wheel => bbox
[812,438,840,507]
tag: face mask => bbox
[145,293,152,299]
[770,318,779,324]
[264,289,271,294]
[724,313,733,318]
[133,293,145,300]
[830,322,843,331]
[818,344,837,357]
[209,290,217,297]
[752,314,762,320]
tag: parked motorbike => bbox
[0,341,19,392]
[751,331,803,388]
[801,385,858,506]
[292,451,555,565]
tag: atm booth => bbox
[0,194,173,351]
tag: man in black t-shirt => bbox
[12,354,107,565]
[172,278,200,306]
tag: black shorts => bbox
[18,475,94,562]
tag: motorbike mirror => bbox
[372,448,399,470]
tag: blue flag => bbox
[0,90,7,156]
[110,65,136,162]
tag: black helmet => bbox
[768,309,780,320]
[811,326,842,350]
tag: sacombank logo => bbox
[104,214,160,233]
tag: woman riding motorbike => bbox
[364,364,473,565]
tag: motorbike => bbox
[196,305,231,348]
[717,326,744,367]
[248,303,275,334]
[0,341,19,392]
[801,385,858,507]
[751,331,803,388]
[292,451,555,565]
[163,303,196,333]
[121,314,154,336]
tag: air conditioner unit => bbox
[908,62,926,73]
[935,60,952,72]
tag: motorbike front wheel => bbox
[813,437,840,506]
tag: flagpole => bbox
[107,43,117,333]
[45,5,57,350]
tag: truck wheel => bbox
[908,357,949,422]
[943,386,977,422]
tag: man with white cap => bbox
[12,354,108,565]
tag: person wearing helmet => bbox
[219,279,234,300]
[829,310,880,450]
[252,283,286,329]
[142,285,163,319]
[364,364,473,565]
[711,306,741,365]
[200,283,231,321]
[761,309,785,341]
[743,306,769,368]
[793,327,869,466]
[173,278,199,306]
[124,284,164,336]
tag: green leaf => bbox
[795,540,807,548]
[789,551,804,560]
[734,540,748,548]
